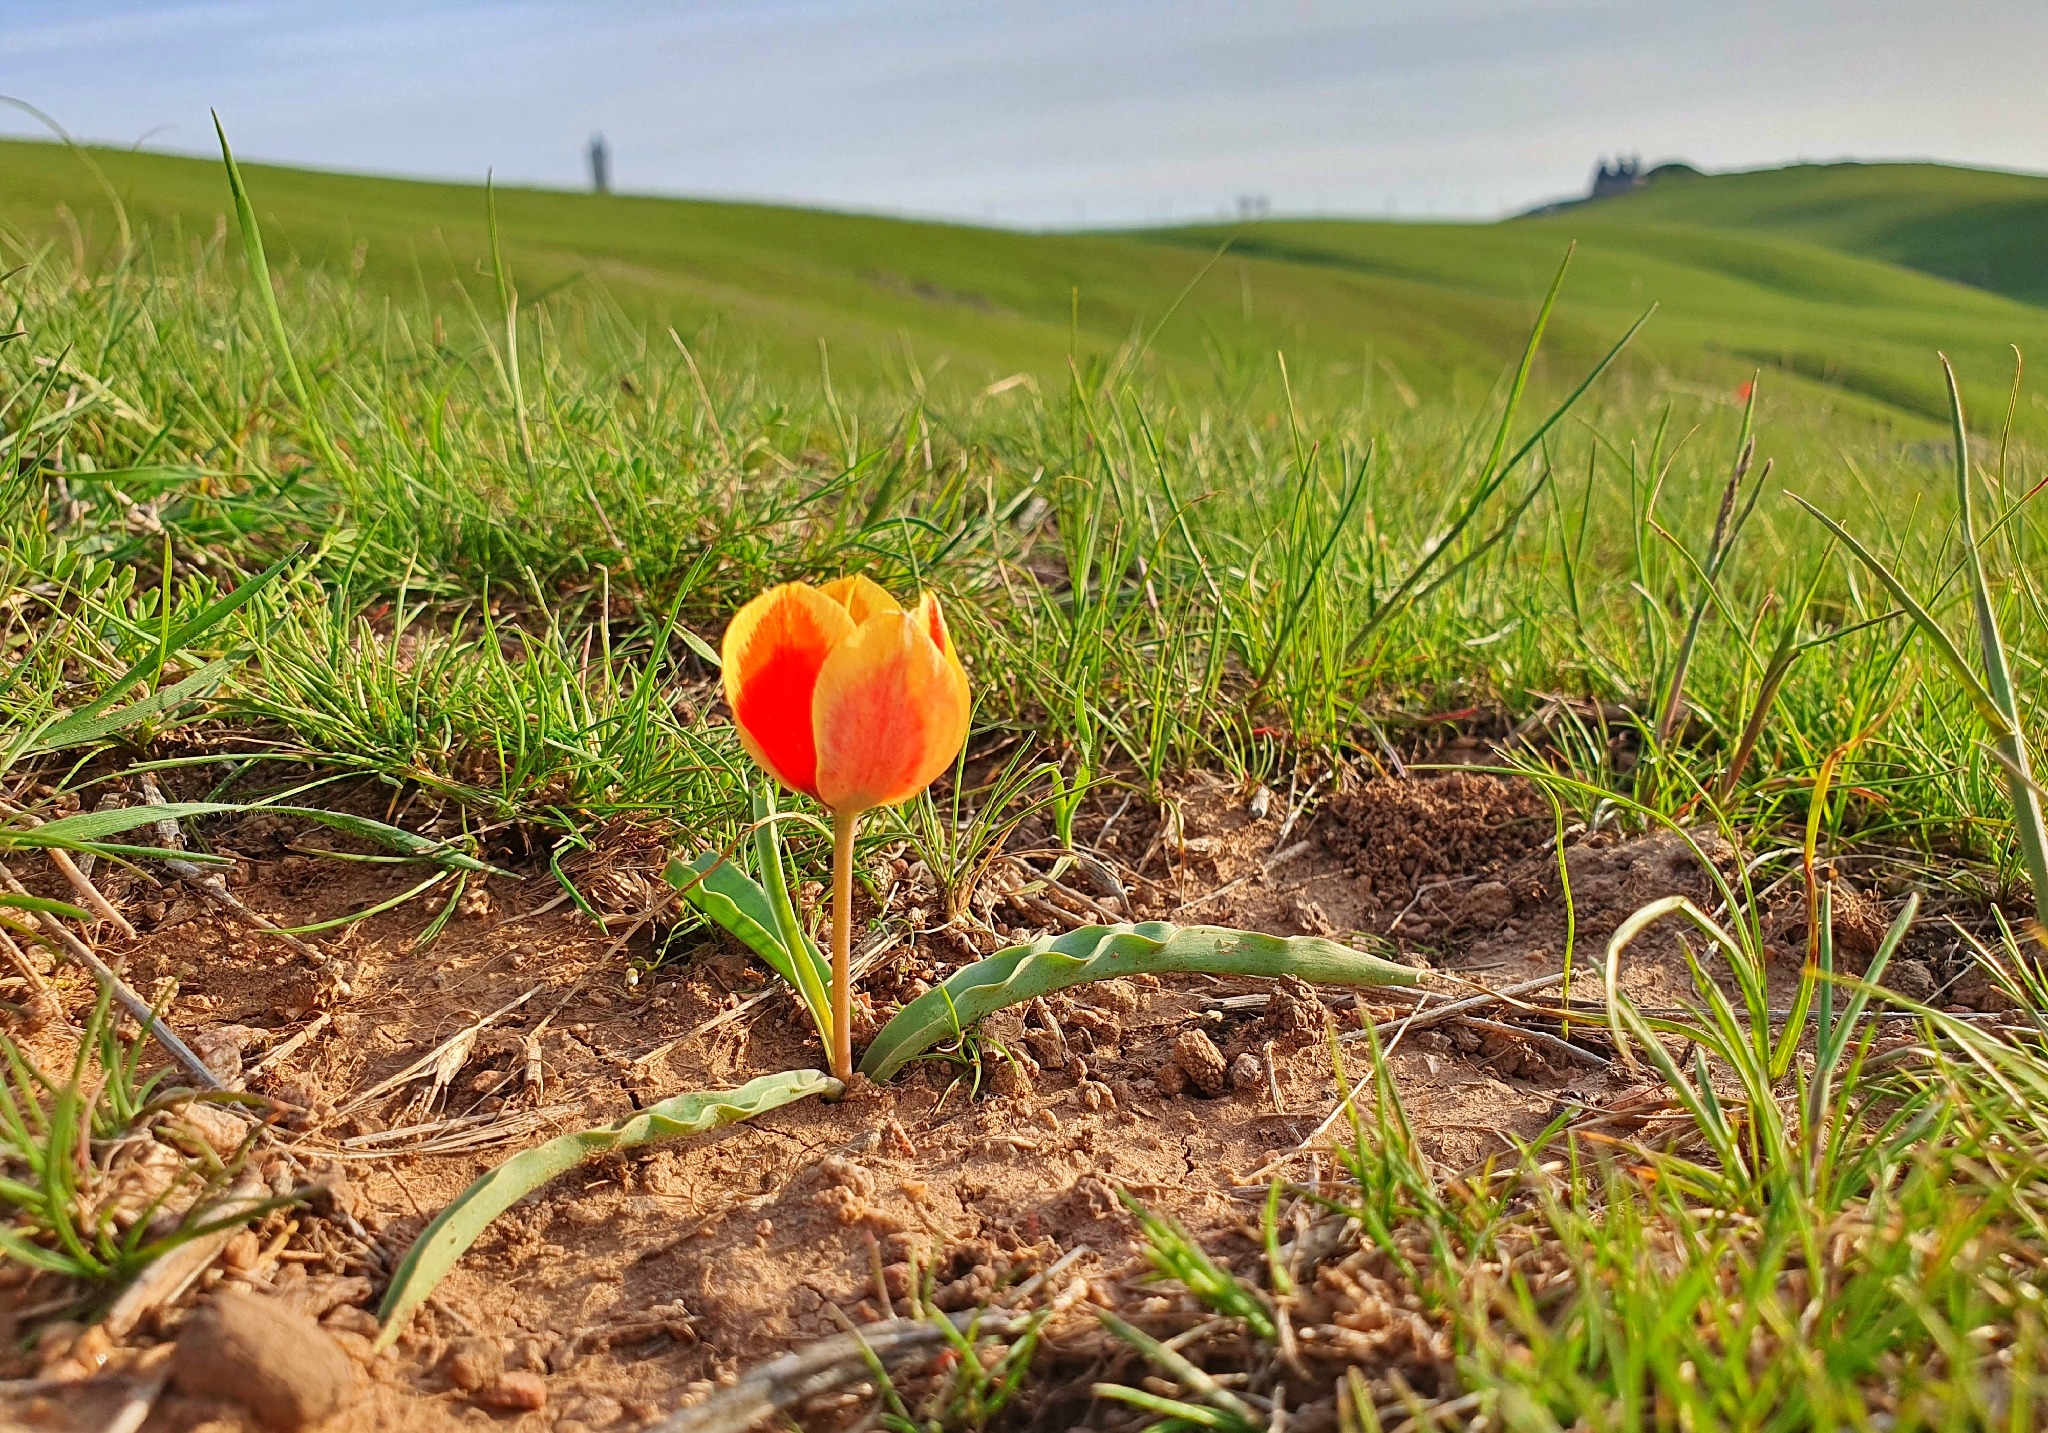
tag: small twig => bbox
[1363,721,1408,779]
[47,845,137,941]
[1263,1038,1285,1115]
[1169,841,1316,920]
[1268,773,1328,854]
[336,1103,579,1150]
[0,859,221,1090]
[0,797,137,939]
[102,1170,268,1337]
[97,1367,169,1433]
[654,1311,1024,1433]
[1010,888,1091,932]
[137,774,328,965]
[652,1246,1086,1433]
[1387,874,1481,932]
[530,891,671,1034]
[1016,860,1126,924]
[636,987,778,1067]
[1341,970,1568,1045]
[633,930,897,1067]
[0,922,59,1011]
[339,984,541,1114]
[1269,996,1440,1173]
[1265,839,1316,873]
[1459,1014,1609,1068]
[246,1013,330,1079]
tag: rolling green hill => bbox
[1573,160,2048,307]
[4,139,2046,429]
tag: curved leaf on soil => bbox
[859,922,1419,1082]
[374,1068,840,1348]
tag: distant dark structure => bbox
[1521,157,1703,217]
[589,134,611,194]
[1590,155,1643,199]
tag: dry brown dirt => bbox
[0,765,1996,1431]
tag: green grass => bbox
[4,138,2046,879]
[8,139,2048,429]
[6,137,2048,1422]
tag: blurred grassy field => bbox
[6,140,2047,428]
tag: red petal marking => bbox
[722,584,853,801]
[733,639,828,797]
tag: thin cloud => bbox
[2,0,2044,227]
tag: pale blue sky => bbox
[4,1,2046,227]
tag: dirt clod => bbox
[478,1370,548,1411]
[1290,893,1336,935]
[1828,878,1891,957]
[441,1336,503,1392]
[812,1154,876,1224]
[1323,772,1550,900]
[1172,1029,1229,1097]
[1460,880,1516,929]
[172,1288,355,1430]
[1230,1052,1264,1093]
[1258,976,1324,1047]
[1885,958,1936,1002]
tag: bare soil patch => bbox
[0,767,2002,1431]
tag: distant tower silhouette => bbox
[1589,154,1642,199]
[588,134,611,194]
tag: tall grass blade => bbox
[1943,354,2048,919]
[211,115,348,480]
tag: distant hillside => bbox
[0,138,1618,399]
[1574,160,2048,307]
[3,139,2046,429]
[1155,200,2048,427]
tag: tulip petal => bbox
[722,583,855,800]
[812,609,971,813]
[820,574,902,625]
[911,592,966,668]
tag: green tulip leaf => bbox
[860,921,1419,1081]
[375,1068,839,1347]
[665,851,833,1039]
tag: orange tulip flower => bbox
[721,576,970,1078]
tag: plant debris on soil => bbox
[2,761,2008,1433]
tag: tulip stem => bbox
[829,805,860,1083]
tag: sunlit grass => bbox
[4,146,2048,1424]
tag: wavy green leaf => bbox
[665,853,828,1002]
[375,1069,838,1347]
[860,922,1419,1081]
